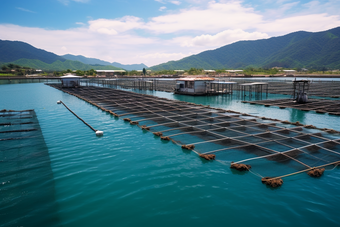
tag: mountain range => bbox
[1,26,340,71]
[0,40,147,71]
[150,27,340,70]
[62,54,148,71]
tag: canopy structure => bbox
[60,75,81,87]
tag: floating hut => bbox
[174,77,216,95]
[174,78,238,96]
[60,75,81,88]
[238,82,268,98]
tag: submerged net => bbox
[48,85,340,188]
[0,109,59,226]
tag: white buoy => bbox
[96,130,104,136]
[57,100,62,104]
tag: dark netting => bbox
[47,85,340,188]
[0,110,60,226]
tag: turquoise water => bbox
[1,83,340,227]
[117,87,340,131]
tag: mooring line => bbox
[57,100,103,136]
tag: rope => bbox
[271,160,340,180]
[50,85,340,184]
[60,101,98,132]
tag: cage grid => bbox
[243,98,340,116]
[48,85,340,188]
[0,109,60,226]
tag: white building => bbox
[283,70,296,73]
[226,70,243,73]
[60,75,81,88]
[174,77,216,95]
[96,70,126,77]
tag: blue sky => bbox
[1,0,340,66]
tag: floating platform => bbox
[259,81,340,98]
[242,98,340,115]
[47,84,340,188]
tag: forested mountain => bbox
[7,59,122,71]
[150,27,340,70]
[1,26,340,71]
[0,40,65,64]
[0,40,121,70]
[62,54,148,70]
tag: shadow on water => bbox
[0,111,60,227]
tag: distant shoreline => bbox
[1,74,340,80]
[247,74,340,78]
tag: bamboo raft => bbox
[47,84,340,188]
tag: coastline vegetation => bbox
[1,63,35,76]
[1,62,339,78]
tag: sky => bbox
[1,0,340,67]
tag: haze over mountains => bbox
[1,27,340,71]
[61,54,148,71]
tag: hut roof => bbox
[177,77,215,81]
[60,75,82,79]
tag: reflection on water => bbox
[0,82,340,227]
[289,108,307,123]
[0,110,60,227]
[112,86,340,131]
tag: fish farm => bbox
[242,98,340,115]
[0,109,59,226]
[81,78,340,98]
[48,84,340,188]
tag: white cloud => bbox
[88,16,143,35]
[181,29,269,47]
[136,52,190,64]
[170,1,181,5]
[73,0,90,2]
[58,0,90,5]
[2,1,340,67]
[159,6,167,11]
[257,13,340,34]
[263,1,300,18]
[0,24,157,65]
[302,0,320,9]
[16,7,36,13]
[145,1,263,34]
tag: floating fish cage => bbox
[251,81,340,98]
[47,85,340,188]
[81,78,177,92]
[242,98,340,115]
[0,109,58,225]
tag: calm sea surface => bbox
[1,82,340,227]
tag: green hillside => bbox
[0,40,65,64]
[150,27,340,70]
[3,59,122,71]
[62,54,148,70]
[0,40,123,71]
